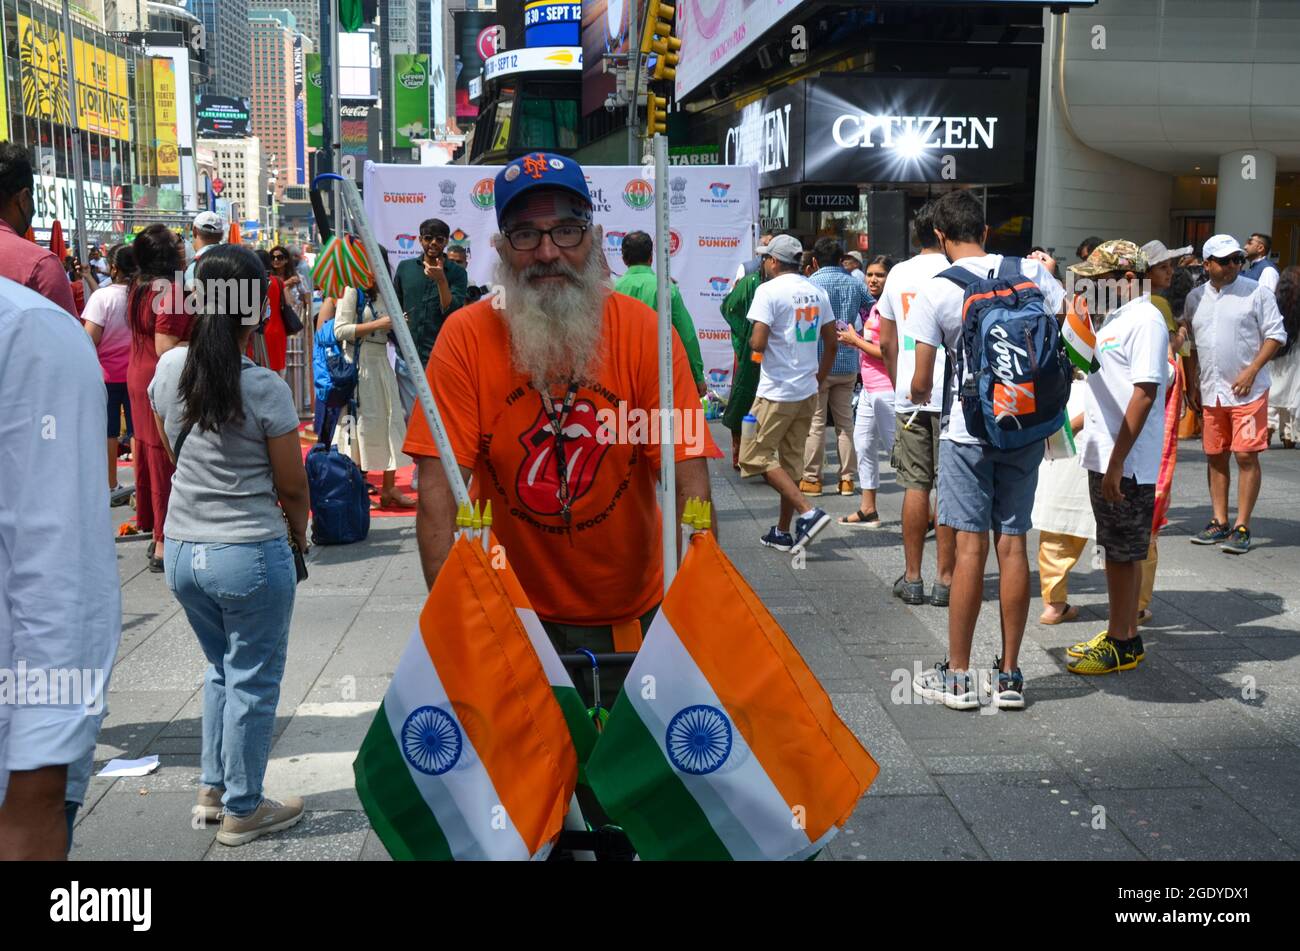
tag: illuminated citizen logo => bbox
[831,115,998,151]
[724,103,791,175]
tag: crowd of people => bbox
[2,132,1298,859]
[723,190,1295,708]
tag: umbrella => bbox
[228,220,242,246]
[49,220,67,262]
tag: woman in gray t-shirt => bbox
[148,246,311,848]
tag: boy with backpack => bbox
[906,190,1067,711]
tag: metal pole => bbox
[320,172,470,508]
[626,1,642,165]
[330,0,343,214]
[653,132,676,592]
[60,0,88,260]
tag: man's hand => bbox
[424,256,447,284]
[696,378,708,398]
[1028,248,1058,277]
[1102,462,1124,504]
[0,765,69,860]
[1231,367,1257,398]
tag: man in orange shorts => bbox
[1183,234,1288,554]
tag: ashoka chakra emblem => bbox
[401,705,462,775]
[665,704,733,775]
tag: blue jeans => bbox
[165,538,296,817]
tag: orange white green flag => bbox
[353,536,577,860]
[585,532,879,860]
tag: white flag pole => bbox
[654,133,676,594]
[326,172,471,508]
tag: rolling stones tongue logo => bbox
[516,398,612,517]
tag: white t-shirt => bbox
[746,271,836,402]
[1079,296,1169,484]
[876,251,952,414]
[907,254,1066,445]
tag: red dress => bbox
[250,275,288,371]
[126,282,194,541]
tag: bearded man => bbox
[403,152,719,676]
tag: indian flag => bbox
[1044,409,1078,461]
[1063,303,1099,373]
[586,533,879,860]
[496,539,599,767]
[353,537,577,860]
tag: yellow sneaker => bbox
[1067,630,1146,661]
[1068,636,1145,675]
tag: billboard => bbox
[18,14,131,140]
[151,59,179,178]
[454,11,500,121]
[195,95,252,137]
[306,52,322,147]
[580,0,630,116]
[293,37,307,185]
[430,0,448,129]
[675,0,808,100]
[392,53,431,148]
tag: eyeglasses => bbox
[503,224,588,251]
[419,233,446,242]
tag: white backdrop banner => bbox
[363,162,758,396]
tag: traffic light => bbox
[646,93,667,137]
[640,2,681,83]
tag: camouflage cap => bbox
[1068,239,1148,278]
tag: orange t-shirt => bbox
[403,292,721,626]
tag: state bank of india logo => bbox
[669,176,687,209]
[623,179,653,210]
[470,178,495,210]
[604,229,626,256]
[438,179,456,210]
[666,704,733,775]
[708,275,732,293]
[699,181,740,208]
[709,182,730,198]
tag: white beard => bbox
[493,241,609,388]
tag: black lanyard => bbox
[538,381,581,526]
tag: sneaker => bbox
[194,785,224,824]
[1068,635,1145,675]
[838,479,855,496]
[913,661,978,711]
[109,484,133,507]
[790,508,832,554]
[798,480,823,496]
[892,574,925,605]
[1066,629,1112,659]
[216,795,306,847]
[930,582,951,608]
[1220,526,1251,555]
[991,659,1025,710]
[760,527,794,552]
[1190,520,1230,545]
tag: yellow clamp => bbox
[471,500,483,532]
[482,499,493,530]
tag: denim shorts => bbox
[937,438,1043,535]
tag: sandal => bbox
[1137,609,1152,626]
[1040,603,1080,625]
[838,510,881,529]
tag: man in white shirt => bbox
[905,190,1065,712]
[739,234,838,556]
[1242,232,1280,293]
[1183,234,1287,555]
[183,211,226,288]
[877,201,957,607]
[0,278,121,858]
[1059,242,1168,676]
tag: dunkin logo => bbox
[623,179,653,209]
[383,192,426,204]
[470,178,495,210]
[698,235,741,249]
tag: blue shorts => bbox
[938,438,1043,536]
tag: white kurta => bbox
[332,286,409,473]
[1031,380,1095,539]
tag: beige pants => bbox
[1038,531,1088,605]
[1040,532,1161,613]
[802,373,859,485]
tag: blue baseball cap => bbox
[494,152,592,229]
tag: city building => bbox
[199,134,262,225]
[1034,0,1300,267]
[277,0,319,47]
[250,9,303,199]
[192,0,252,99]
[380,0,420,161]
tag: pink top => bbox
[82,283,131,382]
[860,306,892,392]
[0,219,78,316]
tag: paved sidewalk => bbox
[75,425,1300,860]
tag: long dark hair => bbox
[178,246,268,432]
[1276,266,1300,359]
[128,224,183,338]
[269,244,294,279]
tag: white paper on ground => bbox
[97,755,160,778]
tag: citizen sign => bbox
[831,114,998,151]
[724,103,791,176]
